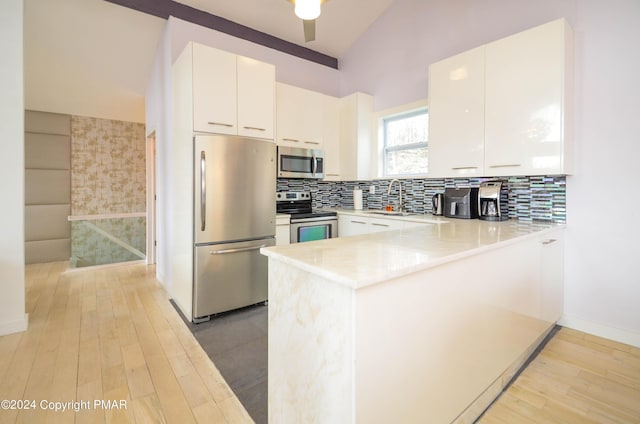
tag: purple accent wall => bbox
[338,0,571,110]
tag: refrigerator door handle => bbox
[201,150,206,231]
[209,244,269,255]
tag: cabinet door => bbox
[238,56,275,139]
[322,94,341,180]
[338,215,369,237]
[276,83,324,148]
[485,19,567,176]
[275,224,291,246]
[339,93,374,181]
[192,43,237,135]
[540,232,564,323]
[428,46,485,178]
[368,217,404,233]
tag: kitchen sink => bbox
[367,210,416,217]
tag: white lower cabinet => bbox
[338,214,429,236]
[275,215,290,246]
[338,215,369,237]
[368,217,404,233]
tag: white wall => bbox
[339,0,640,346]
[0,0,28,336]
[145,23,173,288]
[24,0,164,123]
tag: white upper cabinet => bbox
[238,56,275,139]
[485,19,572,176]
[180,42,275,140]
[276,83,324,148]
[428,18,573,177]
[339,92,374,181]
[428,46,485,178]
[192,43,237,135]
[322,94,342,180]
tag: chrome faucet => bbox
[387,179,403,212]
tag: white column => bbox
[0,0,28,335]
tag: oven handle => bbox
[290,216,338,224]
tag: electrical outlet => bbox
[369,185,376,194]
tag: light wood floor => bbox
[0,261,252,424]
[479,327,640,423]
[1,262,639,424]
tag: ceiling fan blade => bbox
[303,19,316,42]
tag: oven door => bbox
[290,217,337,243]
[277,146,324,179]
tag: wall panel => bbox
[24,110,71,264]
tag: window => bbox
[383,109,428,176]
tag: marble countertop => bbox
[261,217,564,289]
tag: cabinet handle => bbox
[326,174,340,176]
[282,138,300,143]
[244,126,266,131]
[200,151,206,231]
[489,164,522,168]
[304,141,320,145]
[542,239,557,245]
[208,121,233,127]
[372,223,390,227]
[352,220,367,225]
[451,166,478,170]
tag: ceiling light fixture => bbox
[295,0,321,20]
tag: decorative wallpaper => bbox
[71,116,146,215]
[277,175,567,223]
[70,116,147,267]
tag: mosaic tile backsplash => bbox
[277,175,566,223]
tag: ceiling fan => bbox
[287,0,329,42]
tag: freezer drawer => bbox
[193,237,274,320]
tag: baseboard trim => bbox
[0,313,29,336]
[559,314,640,348]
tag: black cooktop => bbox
[276,191,337,219]
[289,210,337,219]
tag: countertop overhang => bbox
[261,215,564,289]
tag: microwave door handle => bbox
[311,154,317,176]
[201,150,206,231]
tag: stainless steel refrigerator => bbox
[193,134,276,322]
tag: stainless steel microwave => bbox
[277,146,324,179]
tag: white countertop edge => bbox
[261,223,565,290]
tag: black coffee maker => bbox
[478,181,509,221]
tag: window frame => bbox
[382,108,429,177]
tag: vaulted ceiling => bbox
[23,0,395,122]
[173,0,395,58]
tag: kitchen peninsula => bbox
[261,218,564,423]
